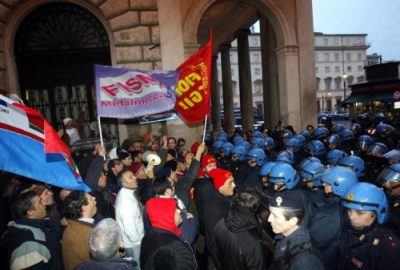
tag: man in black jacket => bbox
[214,189,269,269]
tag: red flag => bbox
[175,31,212,124]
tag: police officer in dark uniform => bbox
[376,163,400,236]
[339,182,400,270]
[268,190,324,270]
[309,166,359,270]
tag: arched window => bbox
[253,79,263,95]
[357,75,365,83]
[346,76,354,86]
[334,77,342,90]
[324,77,332,90]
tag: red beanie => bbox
[201,154,217,169]
[208,168,232,190]
[191,141,200,154]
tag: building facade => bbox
[217,32,373,116]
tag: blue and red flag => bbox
[0,95,90,191]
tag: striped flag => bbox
[0,95,90,191]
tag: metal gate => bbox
[14,2,119,147]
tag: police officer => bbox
[376,163,400,236]
[339,182,400,270]
[268,162,315,226]
[268,190,324,270]
[308,166,359,270]
[237,148,265,189]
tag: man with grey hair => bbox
[75,218,137,270]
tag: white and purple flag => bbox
[95,64,179,118]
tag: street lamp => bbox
[342,74,348,100]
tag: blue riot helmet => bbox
[246,148,266,166]
[212,140,224,152]
[260,161,277,176]
[300,130,311,140]
[286,137,301,152]
[268,162,299,190]
[305,140,326,157]
[276,150,295,165]
[333,123,345,133]
[251,137,266,148]
[376,122,395,136]
[281,131,293,139]
[351,123,362,134]
[253,130,263,138]
[217,132,228,142]
[239,141,251,152]
[326,149,348,166]
[300,160,325,187]
[296,156,322,171]
[376,163,400,187]
[339,129,354,142]
[231,145,247,161]
[320,166,358,197]
[233,135,244,146]
[383,149,400,163]
[338,155,365,178]
[293,134,306,148]
[327,134,341,149]
[342,182,389,224]
[221,142,234,156]
[367,142,389,157]
[312,127,329,141]
[264,137,275,151]
[358,135,374,151]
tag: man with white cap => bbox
[62,104,87,145]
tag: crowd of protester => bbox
[1,111,400,270]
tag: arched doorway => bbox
[14,2,118,145]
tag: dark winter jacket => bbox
[308,197,342,270]
[203,189,232,267]
[85,157,115,219]
[271,226,324,270]
[1,219,64,270]
[214,205,268,270]
[175,159,200,217]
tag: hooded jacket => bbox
[140,198,196,270]
[214,205,268,270]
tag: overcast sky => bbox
[312,0,400,61]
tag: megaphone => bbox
[147,153,161,166]
[146,153,161,174]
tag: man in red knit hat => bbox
[203,168,236,269]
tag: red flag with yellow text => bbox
[175,32,212,124]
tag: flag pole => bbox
[97,116,106,160]
[202,115,207,144]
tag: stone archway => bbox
[6,1,119,145]
[181,0,316,131]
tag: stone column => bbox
[237,29,254,131]
[276,45,301,130]
[296,0,317,129]
[211,55,222,137]
[259,15,280,130]
[220,44,235,136]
